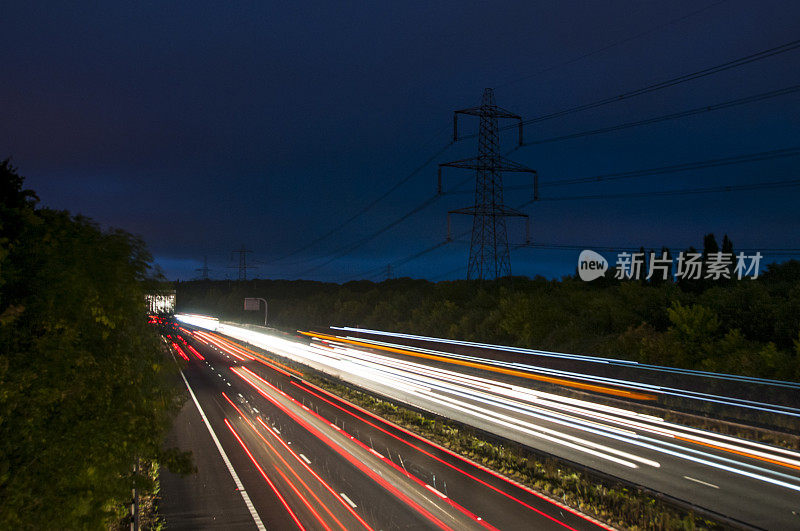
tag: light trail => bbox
[333,326,800,390]
[230,366,460,531]
[254,416,375,531]
[176,316,800,499]
[185,344,205,360]
[224,419,307,530]
[330,332,800,417]
[301,331,657,401]
[314,341,800,477]
[171,342,189,361]
[291,380,610,531]
[310,345,655,467]
[195,328,305,377]
[222,392,353,531]
[208,332,304,376]
[173,353,266,530]
[234,366,509,530]
[193,330,249,361]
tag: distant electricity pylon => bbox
[196,255,211,280]
[230,245,256,281]
[438,88,537,280]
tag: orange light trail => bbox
[674,436,800,472]
[231,366,456,531]
[222,392,365,531]
[224,418,306,530]
[203,331,304,377]
[255,417,374,531]
[300,332,657,401]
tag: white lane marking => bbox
[683,476,719,489]
[340,492,358,508]
[178,370,266,530]
[425,484,448,499]
[299,453,311,465]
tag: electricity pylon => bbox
[230,245,256,281]
[438,88,537,280]
[196,255,211,280]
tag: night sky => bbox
[4,1,799,281]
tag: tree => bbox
[0,162,191,528]
[703,233,720,257]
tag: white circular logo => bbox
[578,250,608,281]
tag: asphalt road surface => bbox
[160,328,605,530]
[173,316,800,530]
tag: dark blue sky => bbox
[3,1,799,281]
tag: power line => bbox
[494,38,800,129]
[344,239,800,282]
[264,42,798,276]
[392,238,454,269]
[265,134,453,265]
[342,175,799,281]
[519,84,800,147]
[334,174,800,281]
[278,85,799,281]
[444,146,800,194]
[436,239,800,257]
[497,1,728,89]
[454,241,800,253]
[343,229,472,282]
[253,23,796,281]
[293,195,441,277]
[518,177,800,206]
[536,146,800,187]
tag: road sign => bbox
[244,297,268,326]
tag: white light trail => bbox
[175,315,800,495]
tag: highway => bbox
[163,323,606,530]
[329,326,800,426]
[175,314,800,530]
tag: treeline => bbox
[177,253,800,383]
[0,161,191,528]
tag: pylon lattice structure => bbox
[438,88,538,280]
[196,255,211,280]
[230,245,256,281]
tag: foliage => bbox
[0,161,191,528]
